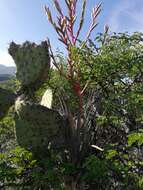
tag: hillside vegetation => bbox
[0,0,143,189]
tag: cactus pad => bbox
[0,88,16,119]
[15,98,66,156]
[40,88,53,108]
[8,41,50,90]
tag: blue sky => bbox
[0,0,143,66]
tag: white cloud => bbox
[0,50,15,67]
[108,0,143,33]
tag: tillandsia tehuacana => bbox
[44,0,104,165]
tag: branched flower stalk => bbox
[45,0,101,164]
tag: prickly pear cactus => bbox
[0,88,16,119]
[9,41,50,91]
[8,41,67,157]
[40,88,53,108]
[15,97,66,157]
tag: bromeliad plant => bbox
[45,0,102,165]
